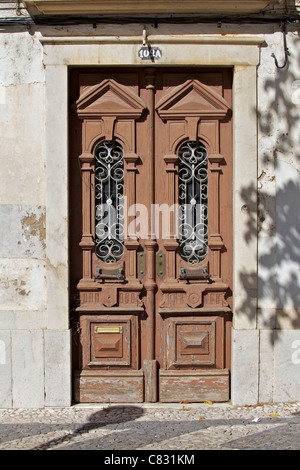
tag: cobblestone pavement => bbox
[0,402,299,451]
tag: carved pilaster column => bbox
[145,68,155,238]
[125,152,139,239]
[144,238,157,361]
[208,154,224,280]
[163,154,179,282]
[78,151,94,282]
[124,149,140,284]
[143,69,158,361]
[124,238,140,283]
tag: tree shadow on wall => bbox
[238,28,300,343]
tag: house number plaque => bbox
[138,46,162,60]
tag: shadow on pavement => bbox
[31,406,144,450]
[0,407,299,450]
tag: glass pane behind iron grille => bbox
[95,140,124,263]
[178,141,208,264]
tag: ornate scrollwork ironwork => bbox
[95,140,124,263]
[178,140,208,264]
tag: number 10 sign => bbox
[138,46,162,61]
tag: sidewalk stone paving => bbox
[0,402,299,451]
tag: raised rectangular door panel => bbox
[69,67,233,403]
[74,370,144,403]
[159,370,230,403]
[79,314,139,370]
[165,316,226,369]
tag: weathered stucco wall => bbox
[256,28,300,403]
[0,17,299,407]
[0,26,46,407]
[231,24,300,404]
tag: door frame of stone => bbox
[41,33,262,406]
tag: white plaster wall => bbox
[232,25,300,405]
[257,27,300,404]
[0,21,299,407]
[0,29,71,407]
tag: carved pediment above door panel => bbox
[156,79,230,120]
[73,78,147,151]
[73,79,147,119]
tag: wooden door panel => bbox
[69,67,233,403]
[80,315,139,369]
[159,370,229,403]
[154,70,232,404]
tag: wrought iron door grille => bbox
[178,140,208,264]
[95,140,124,263]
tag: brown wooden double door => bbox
[69,67,233,403]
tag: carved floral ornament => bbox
[23,1,271,15]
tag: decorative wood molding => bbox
[74,79,146,120]
[159,281,229,310]
[156,79,230,121]
[24,1,271,15]
[79,314,139,371]
[73,77,146,292]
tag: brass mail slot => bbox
[94,326,123,334]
